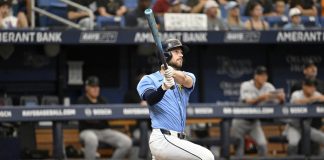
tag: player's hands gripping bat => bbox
[145,8,175,89]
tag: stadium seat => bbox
[49,0,67,7]
[240,4,246,16]
[40,96,58,126]
[37,0,51,8]
[285,5,290,16]
[241,16,249,22]
[124,0,155,11]
[301,16,321,28]
[220,5,227,19]
[96,16,125,28]
[265,16,288,28]
[47,7,68,27]
[38,0,68,27]
[20,96,39,107]
[124,0,138,11]
[41,96,59,105]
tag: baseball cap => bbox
[225,1,239,10]
[254,66,268,75]
[303,78,317,87]
[289,8,302,17]
[204,0,219,13]
[85,76,100,86]
[303,60,316,69]
[168,0,181,5]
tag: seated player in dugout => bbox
[284,78,324,155]
[290,60,324,95]
[231,66,285,157]
[137,39,214,160]
[77,76,132,159]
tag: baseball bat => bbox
[144,8,169,70]
[144,8,174,89]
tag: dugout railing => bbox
[0,104,323,159]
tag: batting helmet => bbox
[162,39,189,62]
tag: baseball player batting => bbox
[137,38,214,160]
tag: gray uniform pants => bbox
[284,123,324,155]
[80,129,132,159]
[231,119,267,157]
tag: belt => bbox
[160,129,186,139]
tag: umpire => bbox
[231,66,285,157]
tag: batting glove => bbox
[162,76,175,90]
[164,66,174,78]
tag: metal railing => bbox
[30,0,95,30]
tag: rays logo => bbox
[216,56,253,79]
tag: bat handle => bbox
[163,64,175,90]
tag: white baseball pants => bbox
[149,129,214,160]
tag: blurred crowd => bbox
[65,0,323,30]
[0,0,28,29]
[0,0,322,30]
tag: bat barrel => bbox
[144,8,167,68]
[144,8,153,15]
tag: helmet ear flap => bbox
[164,51,172,62]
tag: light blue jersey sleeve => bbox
[183,72,196,94]
[137,75,156,100]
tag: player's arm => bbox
[143,86,166,106]
[292,97,313,105]
[293,95,324,104]
[143,79,174,106]
[173,71,193,89]
[68,11,89,20]
[269,85,285,104]
[243,94,270,105]
[275,90,286,104]
[240,83,269,105]
[163,66,193,89]
[290,91,312,105]
[137,75,174,106]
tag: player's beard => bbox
[168,58,183,70]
